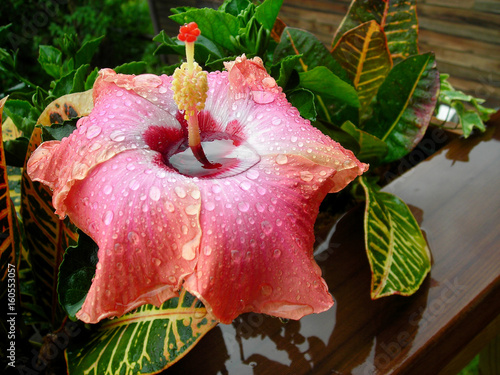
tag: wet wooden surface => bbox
[164,114,500,375]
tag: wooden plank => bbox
[474,0,500,14]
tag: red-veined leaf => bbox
[332,20,392,113]
[20,90,93,325]
[332,0,418,64]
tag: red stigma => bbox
[178,22,201,43]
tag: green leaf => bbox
[313,120,360,155]
[219,0,252,17]
[75,36,105,67]
[341,120,388,163]
[364,53,440,163]
[53,70,77,98]
[299,66,360,108]
[452,101,486,138]
[271,54,302,88]
[255,0,283,30]
[85,68,99,90]
[170,9,240,52]
[384,0,418,63]
[41,118,79,142]
[38,45,63,79]
[65,289,217,374]
[288,88,317,121]
[3,136,29,168]
[360,176,431,298]
[114,61,147,75]
[331,20,392,114]
[3,99,37,134]
[274,27,349,83]
[58,231,98,320]
[71,64,90,94]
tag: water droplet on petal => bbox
[211,185,222,194]
[257,186,266,195]
[271,117,282,125]
[246,169,259,180]
[273,249,281,258]
[239,181,251,191]
[185,204,199,216]
[261,221,273,235]
[300,171,314,182]
[291,136,298,143]
[129,179,140,191]
[203,245,212,256]
[86,125,102,139]
[168,275,176,284]
[276,154,288,165]
[256,202,265,212]
[260,284,273,296]
[190,190,201,200]
[153,258,162,266]
[238,202,250,212]
[103,185,113,195]
[165,201,175,212]
[252,91,275,104]
[182,243,196,260]
[103,211,114,225]
[128,231,140,244]
[175,186,187,198]
[276,219,283,227]
[110,130,126,142]
[126,163,136,171]
[149,186,161,201]
[205,201,215,211]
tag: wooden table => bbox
[165,114,500,375]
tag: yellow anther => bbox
[172,62,208,120]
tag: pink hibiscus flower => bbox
[27,54,367,324]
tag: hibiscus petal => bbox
[28,71,182,217]
[64,150,202,323]
[202,69,368,193]
[183,154,340,323]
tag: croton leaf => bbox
[363,52,439,164]
[384,0,418,64]
[65,288,218,375]
[341,120,388,163]
[331,20,392,114]
[170,9,240,53]
[331,0,386,47]
[21,91,93,324]
[360,176,431,298]
[274,27,349,82]
[332,0,418,64]
[0,96,18,303]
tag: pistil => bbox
[172,22,220,169]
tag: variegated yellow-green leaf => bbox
[0,96,17,298]
[331,0,386,48]
[2,117,23,212]
[360,176,431,298]
[65,288,218,375]
[341,120,388,164]
[20,90,93,325]
[331,20,392,114]
[332,0,418,65]
[383,0,418,64]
